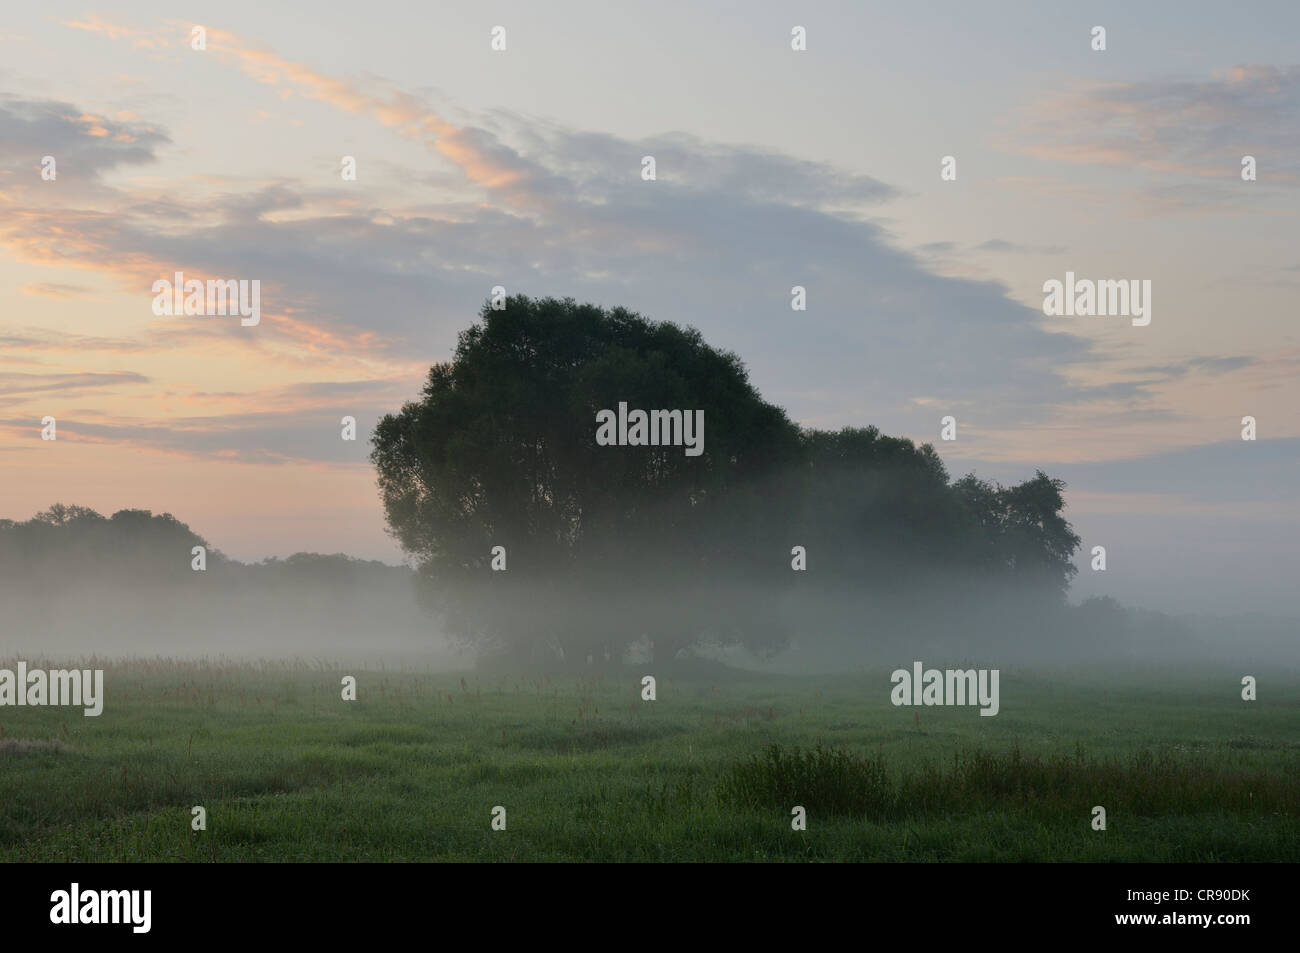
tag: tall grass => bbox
[719,742,1300,820]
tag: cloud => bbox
[0,328,149,353]
[1053,438,1300,506]
[0,27,1115,460]
[974,239,1066,255]
[193,27,541,197]
[0,371,150,397]
[1130,356,1257,378]
[62,14,173,50]
[0,407,383,466]
[0,371,422,463]
[19,282,95,299]
[918,238,1067,259]
[1010,65,1300,186]
[0,97,169,195]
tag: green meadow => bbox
[2,659,1297,862]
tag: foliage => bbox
[372,297,1084,661]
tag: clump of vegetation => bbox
[720,743,1300,821]
[719,743,893,816]
[0,739,66,755]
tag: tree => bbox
[372,296,1083,664]
[371,296,802,662]
[952,471,1080,598]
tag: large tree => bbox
[371,296,802,661]
[372,296,1082,663]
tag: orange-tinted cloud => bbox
[1006,66,1300,184]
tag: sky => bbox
[0,1,1296,616]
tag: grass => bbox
[720,742,1300,819]
[0,657,1297,861]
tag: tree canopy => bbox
[371,296,1082,663]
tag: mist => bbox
[0,507,462,668]
[8,477,1292,679]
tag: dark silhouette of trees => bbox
[0,508,428,653]
[952,471,1081,596]
[372,296,1084,664]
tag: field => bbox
[2,658,1298,862]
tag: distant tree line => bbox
[0,504,406,588]
[0,506,426,653]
